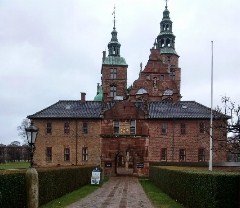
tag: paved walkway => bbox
[66,177,155,208]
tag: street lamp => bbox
[25,121,39,167]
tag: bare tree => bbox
[17,118,30,144]
[215,96,240,161]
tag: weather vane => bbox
[112,5,116,30]
[165,0,168,8]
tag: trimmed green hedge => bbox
[38,166,93,206]
[0,170,27,208]
[0,166,94,207]
[149,166,240,208]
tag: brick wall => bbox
[33,119,101,167]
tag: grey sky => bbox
[0,0,239,145]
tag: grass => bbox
[40,184,99,208]
[40,177,108,208]
[139,178,184,208]
[0,161,29,170]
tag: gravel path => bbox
[66,177,155,208]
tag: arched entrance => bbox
[115,150,134,175]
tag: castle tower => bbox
[129,2,181,102]
[101,7,128,102]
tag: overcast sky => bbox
[0,0,239,145]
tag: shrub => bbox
[38,166,93,206]
[0,166,94,207]
[150,166,240,208]
[0,170,27,208]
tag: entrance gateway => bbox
[101,144,146,176]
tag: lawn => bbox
[139,178,184,208]
[0,161,29,170]
[40,183,103,208]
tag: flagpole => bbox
[209,41,213,171]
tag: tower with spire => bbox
[128,1,181,102]
[99,6,128,102]
[157,0,178,57]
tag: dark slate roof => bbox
[148,101,225,119]
[28,100,227,120]
[28,101,103,119]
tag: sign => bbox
[91,168,101,185]
[137,162,144,168]
[105,162,112,168]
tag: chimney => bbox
[81,92,86,103]
[102,51,106,63]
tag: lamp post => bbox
[25,121,39,167]
[25,121,39,208]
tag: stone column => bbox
[26,168,39,208]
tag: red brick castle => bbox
[28,3,227,176]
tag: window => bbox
[170,70,175,80]
[199,122,205,133]
[110,86,117,97]
[46,122,52,134]
[130,120,136,134]
[64,148,70,161]
[179,149,186,161]
[46,147,52,161]
[180,123,186,135]
[82,122,88,134]
[114,121,119,134]
[160,74,164,81]
[82,147,88,161]
[161,123,168,135]
[161,148,167,161]
[64,122,70,134]
[110,68,117,79]
[198,148,205,162]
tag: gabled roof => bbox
[28,100,227,120]
[148,101,226,119]
[28,101,103,119]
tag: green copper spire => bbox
[94,84,103,101]
[103,5,127,66]
[107,5,121,57]
[156,2,178,56]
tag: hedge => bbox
[38,166,93,206]
[0,166,94,207]
[149,166,240,208]
[0,170,27,208]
